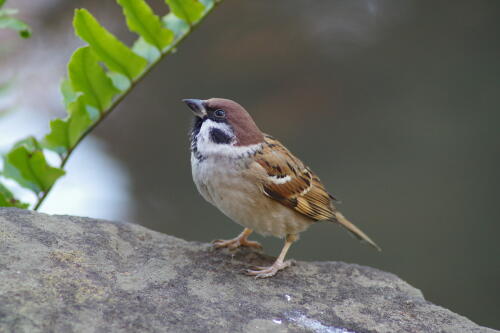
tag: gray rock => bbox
[0,208,495,333]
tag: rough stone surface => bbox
[0,208,496,333]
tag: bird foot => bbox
[246,260,292,278]
[212,237,263,250]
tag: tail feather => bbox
[334,211,381,251]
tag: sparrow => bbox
[183,98,380,278]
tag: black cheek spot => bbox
[210,128,232,144]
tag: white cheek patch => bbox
[195,119,263,158]
[198,119,234,143]
[196,119,235,155]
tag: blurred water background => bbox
[1,0,499,328]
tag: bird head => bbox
[183,98,264,158]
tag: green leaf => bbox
[117,0,174,51]
[42,95,96,154]
[198,0,214,9]
[13,136,40,151]
[46,80,91,153]
[132,37,161,63]
[73,9,147,79]
[163,13,189,39]
[0,9,31,38]
[30,151,66,192]
[107,72,131,91]
[3,145,65,193]
[0,183,29,208]
[60,79,80,108]
[68,46,120,112]
[0,0,5,8]
[67,97,94,147]
[3,147,40,192]
[165,0,205,25]
[42,119,69,155]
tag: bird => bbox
[183,98,380,278]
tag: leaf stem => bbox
[33,0,223,211]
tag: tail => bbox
[334,211,381,251]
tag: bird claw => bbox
[245,260,292,278]
[212,238,263,250]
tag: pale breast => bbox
[191,153,313,238]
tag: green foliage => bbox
[117,0,174,51]
[42,119,70,155]
[0,183,28,208]
[3,138,65,194]
[73,9,148,80]
[165,0,205,25]
[60,79,80,108]
[0,0,221,210]
[0,1,31,38]
[132,37,161,63]
[68,46,120,111]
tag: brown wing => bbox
[254,135,336,221]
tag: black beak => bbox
[182,99,207,118]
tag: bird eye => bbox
[214,109,226,118]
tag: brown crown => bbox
[205,98,264,146]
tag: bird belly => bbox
[191,154,312,238]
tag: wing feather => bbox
[255,135,336,221]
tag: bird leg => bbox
[212,228,262,250]
[246,234,297,278]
